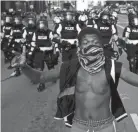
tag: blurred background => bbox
[1,0,138,14]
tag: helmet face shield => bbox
[1,20,5,26]
[65,12,73,21]
[101,14,110,24]
[133,17,138,26]
[14,17,22,25]
[37,21,48,31]
[28,18,35,28]
[5,16,12,23]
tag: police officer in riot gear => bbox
[8,16,26,75]
[86,10,98,28]
[127,7,137,26]
[78,11,88,29]
[94,11,121,60]
[123,15,138,73]
[54,11,81,62]
[1,13,13,63]
[53,11,62,26]
[31,18,59,92]
[24,16,37,68]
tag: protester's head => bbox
[78,27,103,49]
[77,27,105,74]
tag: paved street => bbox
[1,14,138,132]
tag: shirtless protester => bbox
[12,27,138,132]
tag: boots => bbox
[37,83,46,92]
[10,68,21,77]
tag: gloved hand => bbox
[118,46,123,56]
[62,41,71,51]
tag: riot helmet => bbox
[1,19,5,27]
[14,16,22,25]
[65,12,73,21]
[100,12,110,24]
[131,16,138,27]
[37,20,48,32]
[27,17,36,28]
[5,15,13,24]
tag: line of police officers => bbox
[1,6,138,93]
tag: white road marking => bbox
[130,113,138,131]
[117,24,125,29]
[119,94,130,100]
[118,22,128,24]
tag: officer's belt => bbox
[61,39,78,45]
[14,39,23,43]
[87,25,93,27]
[39,46,53,51]
[5,35,10,38]
[127,40,138,45]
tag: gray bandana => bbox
[77,45,105,74]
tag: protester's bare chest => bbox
[76,67,110,95]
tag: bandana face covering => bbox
[77,45,105,74]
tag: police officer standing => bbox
[123,15,138,73]
[78,11,88,29]
[1,11,13,63]
[24,15,37,68]
[94,11,121,59]
[86,10,98,28]
[31,17,59,91]
[8,16,26,76]
[54,11,81,62]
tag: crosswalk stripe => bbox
[117,24,125,29]
[130,113,138,131]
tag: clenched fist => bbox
[11,46,27,68]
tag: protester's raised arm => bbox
[120,66,138,87]
[21,64,60,84]
[12,46,60,84]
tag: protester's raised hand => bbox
[11,46,27,68]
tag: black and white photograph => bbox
[1,0,138,132]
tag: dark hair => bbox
[78,27,103,45]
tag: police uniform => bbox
[23,26,36,68]
[55,20,81,62]
[123,26,138,73]
[9,24,26,53]
[95,19,117,46]
[78,13,88,29]
[32,29,57,70]
[1,23,13,60]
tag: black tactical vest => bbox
[4,23,13,35]
[61,21,78,39]
[36,29,52,47]
[12,24,24,39]
[97,20,112,44]
[26,27,36,42]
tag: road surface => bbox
[1,14,138,132]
